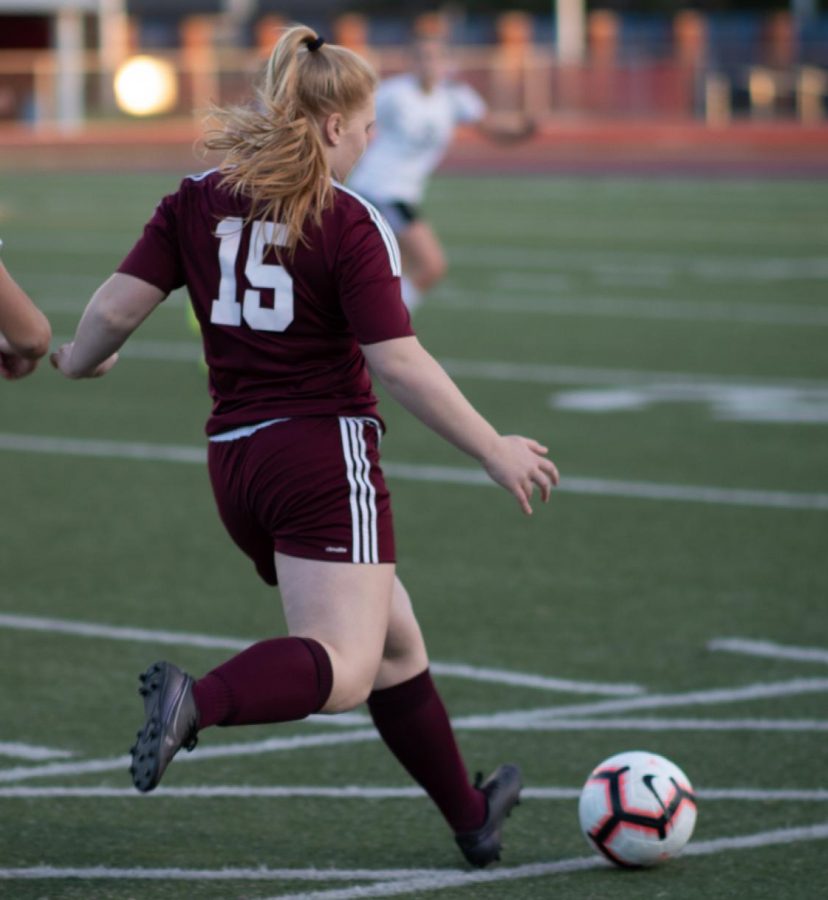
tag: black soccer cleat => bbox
[129,661,199,793]
[455,763,523,867]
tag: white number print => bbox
[210,217,295,332]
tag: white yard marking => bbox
[2,692,825,787]
[2,823,826,897]
[434,286,828,328]
[0,613,643,697]
[439,358,828,391]
[428,662,641,696]
[41,342,828,392]
[455,678,828,730]
[384,462,828,512]
[0,612,246,650]
[3,432,824,512]
[2,785,827,802]
[552,382,828,424]
[257,822,828,900]
[0,743,73,761]
[461,717,828,732]
[0,433,206,464]
[709,638,828,665]
[0,731,380,784]
[448,245,828,279]
[0,864,449,882]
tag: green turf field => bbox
[1,172,827,899]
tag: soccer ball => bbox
[578,750,697,868]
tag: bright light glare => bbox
[114,56,178,117]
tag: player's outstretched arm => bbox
[51,273,165,379]
[0,253,52,379]
[476,111,536,144]
[362,335,559,515]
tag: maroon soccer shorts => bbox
[207,416,396,585]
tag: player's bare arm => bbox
[0,251,52,379]
[362,335,559,515]
[476,110,537,143]
[51,273,165,378]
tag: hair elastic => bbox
[304,35,325,52]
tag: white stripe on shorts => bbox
[338,417,379,564]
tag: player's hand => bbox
[482,435,559,515]
[50,342,119,378]
[0,334,39,380]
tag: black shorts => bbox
[370,199,420,235]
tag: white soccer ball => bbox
[578,750,697,867]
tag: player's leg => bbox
[131,558,393,792]
[275,553,395,712]
[397,220,448,311]
[398,221,447,292]
[367,577,522,866]
[372,575,428,690]
[130,418,396,791]
[191,555,394,728]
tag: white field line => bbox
[2,785,827,802]
[454,678,828,730]
[0,864,447,882]
[2,716,823,785]
[432,286,828,327]
[0,732,379,784]
[0,613,643,698]
[47,342,828,392]
[2,432,826,513]
[261,821,828,900]
[420,662,639,697]
[438,358,828,391]
[448,245,828,279]
[0,432,206,464]
[0,743,73,761]
[709,637,828,666]
[460,717,828,732]
[382,463,828,512]
[2,823,827,897]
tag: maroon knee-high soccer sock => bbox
[367,669,486,834]
[192,637,333,728]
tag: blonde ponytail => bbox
[204,25,378,251]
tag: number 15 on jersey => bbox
[210,217,295,332]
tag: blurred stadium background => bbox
[0,0,827,172]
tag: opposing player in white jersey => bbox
[348,34,532,311]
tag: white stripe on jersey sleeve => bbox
[334,182,402,277]
[185,168,220,183]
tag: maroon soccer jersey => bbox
[118,170,413,435]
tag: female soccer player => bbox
[52,26,558,867]
[348,34,533,311]
[0,240,52,379]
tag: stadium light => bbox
[113,55,178,116]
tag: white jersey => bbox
[348,73,486,206]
